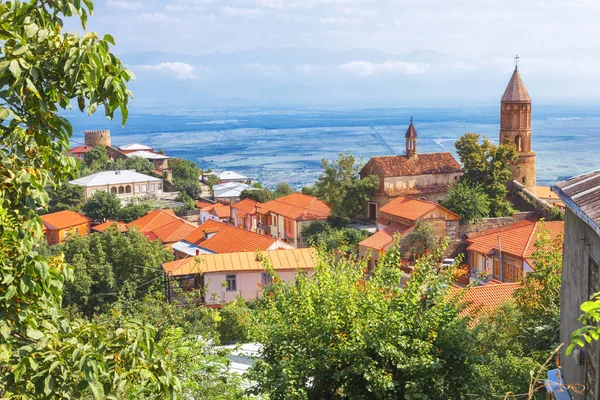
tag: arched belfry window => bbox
[515,135,523,152]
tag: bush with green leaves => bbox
[301,220,369,253]
[47,183,85,212]
[117,201,152,222]
[240,188,271,203]
[0,2,178,396]
[82,190,121,222]
[115,155,154,175]
[441,181,490,223]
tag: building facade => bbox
[69,170,163,200]
[41,210,91,245]
[555,171,600,399]
[500,64,537,193]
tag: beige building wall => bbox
[383,171,462,193]
[82,180,162,200]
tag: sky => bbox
[73,0,600,107]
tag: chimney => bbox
[195,249,200,256]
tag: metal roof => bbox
[118,143,153,151]
[554,170,600,236]
[213,182,254,198]
[69,170,161,187]
[126,150,170,160]
[217,171,247,180]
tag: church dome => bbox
[502,67,531,103]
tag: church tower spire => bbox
[405,116,417,158]
[500,57,536,193]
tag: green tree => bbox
[249,248,478,399]
[57,227,174,315]
[272,182,293,199]
[455,132,518,217]
[301,221,369,253]
[441,181,490,223]
[240,188,271,203]
[0,0,178,397]
[206,174,220,189]
[314,153,378,218]
[85,144,111,170]
[171,157,200,182]
[47,183,85,212]
[177,180,203,199]
[176,192,196,211]
[406,220,440,260]
[82,190,121,222]
[118,201,151,222]
[301,185,318,196]
[115,155,154,175]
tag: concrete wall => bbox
[560,208,600,398]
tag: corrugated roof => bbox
[258,193,331,221]
[181,219,287,253]
[217,171,247,180]
[379,195,460,222]
[118,143,153,151]
[69,170,161,187]
[126,150,170,160]
[501,67,531,103]
[467,220,564,263]
[213,182,253,198]
[554,170,600,235]
[41,210,91,230]
[364,152,462,178]
[162,248,316,276]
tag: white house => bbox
[217,171,249,184]
[69,170,163,200]
[213,182,256,204]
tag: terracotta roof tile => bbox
[127,209,196,245]
[359,223,413,250]
[467,220,564,263]
[201,203,231,219]
[258,193,331,221]
[69,145,93,154]
[195,200,214,209]
[182,220,283,253]
[163,248,316,276]
[92,220,128,233]
[151,219,196,245]
[451,282,520,318]
[232,198,259,215]
[379,195,460,222]
[128,209,179,232]
[365,152,462,178]
[41,210,91,230]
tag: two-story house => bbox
[41,210,92,245]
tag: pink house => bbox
[231,198,259,231]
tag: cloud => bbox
[295,64,317,75]
[245,63,282,77]
[221,7,264,17]
[341,60,428,76]
[139,13,178,23]
[138,62,200,79]
[318,16,364,25]
[106,0,142,9]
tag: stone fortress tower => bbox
[499,57,536,194]
[84,129,111,147]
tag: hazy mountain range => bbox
[118,47,600,108]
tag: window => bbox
[261,272,272,286]
[91,189,97,195]
[50,232,55,242]
[225,274,237,291]
[135,185,140,193]
[141,184,147,192]
[150,184,155,191]
[493,258,500,278]
[158,183,163,191]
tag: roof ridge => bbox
[522,223,539,258]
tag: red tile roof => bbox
[69,145,93,154]
[92,220,128,233]
[364,152,462,178]
[150,219,196,246]
[182,219,284,253]
[258,193,331,221]
[128,209,195,245]
[379,195,460,222]
[41,210,91,230]
[128,209,177,232]
[232,198,258,215]
[195,200,214,209]
[451,282,520,318]
[359,223,413,250]
[467,220,564,265]
[201,203,231,219]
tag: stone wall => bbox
[458,211,534,238]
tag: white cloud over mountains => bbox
[138,62,200,79]
[341,61,428,76]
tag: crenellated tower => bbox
[500,57,536,193]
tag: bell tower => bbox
[500,56,536,193]
[405,117,417,158]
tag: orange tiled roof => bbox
[201,203,231,219]
[41,210,91,230]
[163,248,316,276]
[451,282,520,318]
[365,152,462,178]
[69,145,93,154]
[232,198,258,215]
[182,219,282,253]
[195,200,214,209]
[379,195,460,222]
[150,219,196,245]
[128,209,177,232]
[467,220,564,264]
[258,193,331,221]
[359,223,413,250]
[92,220,128,233]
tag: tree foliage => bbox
[82,190,121,222]
[455,132,518,217]
[47,183,84,212]
[57,227,174,315]
[115,155,154,175]
[171,157,200,183]
[301,221,369,253]
[272,182,293,199]
[441,181,490,224]
[406,220,440,261]
[240,188,271,203]
[0,1,178,396]
[85,145,110,170]
[314,153,378,219]
[117,201,152,223]
[249,247,479,399]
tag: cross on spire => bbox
[514,54,520,68]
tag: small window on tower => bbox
[522,177,527,184]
